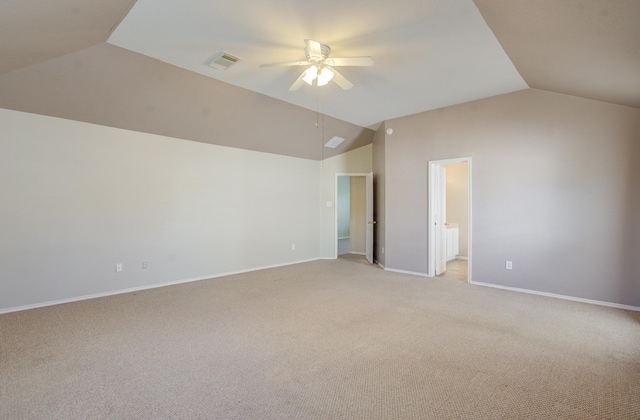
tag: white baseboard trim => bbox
[349,251,366,256]
[0,258,322,315]
[469,281,640,312]
[10,260,635,314]
[383,267,431,278]
[455,256,468,261]
[374,260,384,269]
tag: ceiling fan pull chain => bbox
[322,87,325,162]
[316,86,319,128]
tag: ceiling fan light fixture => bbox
[302,66,318,85]
[317,67,334,86]
[262,39,370,91]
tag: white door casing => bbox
[435,165,447,275]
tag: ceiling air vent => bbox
[208,52,241,70]
[324,136,346,149]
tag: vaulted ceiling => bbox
[474,0,640,109]
[0,0,638,159]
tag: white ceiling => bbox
[108,0,528,129]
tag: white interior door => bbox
[435,165,447,275]
[365,172,374,264]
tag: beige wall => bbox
[0,108,372,311]
[349,177,366,254]
[382,89,640,306]
[443,162,469,257]
[0,108,321,311]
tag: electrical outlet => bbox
[116,263,123,273]
[291,243,296,251]
[506,261,513,270]
[142,261,148,269]
[382,246,385,254]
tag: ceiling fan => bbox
[260,39,374,91]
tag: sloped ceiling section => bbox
[0,0,136,75]
[474,0,640,108]
[0,43,372,160]
[108,0,527,129]
[0,0,637,161]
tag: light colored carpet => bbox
[2,257,639,419]
[437,258,468,283]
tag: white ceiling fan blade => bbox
[305,39,322,59]
[325,57,375,67]
[259,60,309,68]
[331,68,353,90]
[289,71,306,91]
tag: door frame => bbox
[334,173,372,260]
[427,157,472,281]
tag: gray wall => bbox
[381,88,640,306]
[0,43,374,161]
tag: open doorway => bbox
[337,175,366,257]
[428,158,471,282]
[335,173,374,263]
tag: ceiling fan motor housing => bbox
[305,44,331,63]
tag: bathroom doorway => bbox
[428,158,471,282]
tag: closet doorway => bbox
[335,173,374,263]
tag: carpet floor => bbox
[1,257,639,419]
[437,259,468,283]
